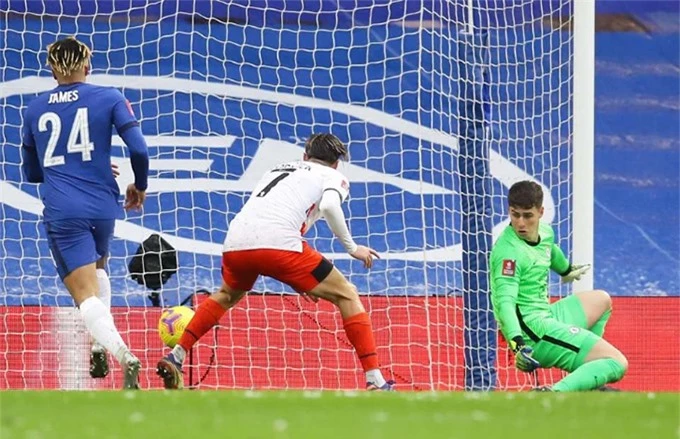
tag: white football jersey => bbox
[224,160,350,252]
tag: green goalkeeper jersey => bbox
[490,223,571,342]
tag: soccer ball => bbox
[158,306,195,348]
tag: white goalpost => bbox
[572,0,596,292]
[0,0,594,390]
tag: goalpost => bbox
[0,0,594,391]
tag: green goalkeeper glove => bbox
[510,336,541,373]
[561,264,591,283]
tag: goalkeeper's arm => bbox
[551,244,591,283]
[550,244,571,275]
[491,258,540,372]
[491,276,524,343]
[494,280,540,372]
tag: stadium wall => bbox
[2,0,571,27]
[4,0,677,24]
[2,297,678,391]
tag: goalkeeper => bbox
[490,181,628,391]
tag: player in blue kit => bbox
[21,37,150,389]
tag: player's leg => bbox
[306,268,392,390]
[574,290,612,337]
[275,243,390,390]
[95,256,112,310]
[156,252,252,389]
[307,268,365,317]
[172,281,247,362]
[92,220,141,387]
[531,320,627,391]
[551,291,612,337]
[89,255,112,378]
[46,219,140,389]
[551,337,628,392]
[551,290,616,367]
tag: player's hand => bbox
[300,292,319,303]
[350,245,380,269]
[561,264,591,283]
[510,337,541,373]
[124,183,146,211]
[111,163,120,178]
[515,345,541,372]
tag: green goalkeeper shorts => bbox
[524,295,601,372]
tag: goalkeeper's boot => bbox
[122,354,141,390]
[596,386,621,392]
[89,349,109,379]
[532,386,553,392]
[366,380,395,391]
[156,353,184,390]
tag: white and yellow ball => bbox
[158,306,195,348]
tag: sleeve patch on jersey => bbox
[341,179,349,190]
[502,259,516,276]
[125,100,135,116]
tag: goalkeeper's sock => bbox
[79,296,129,364]
[177,298,226,353]
[589,309,611,337]
[343,312,380,372]
[92,269,112,353]
[552,358,626,391]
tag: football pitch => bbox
[1,391,678,439]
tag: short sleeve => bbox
[322,170,350,202]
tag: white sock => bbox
[91,269,112,353]
[171,345,187,365]
[80,296,130,364]
[366,369,386,387]
[96,269,112,310]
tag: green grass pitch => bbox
[1,391,678,439]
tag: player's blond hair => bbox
[46,36,92,77]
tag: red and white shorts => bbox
[221,241,334,293]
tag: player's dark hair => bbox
[304,133,348,165]
[508,180,543,209]
[47,36,92,77]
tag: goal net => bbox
[0,0,591,390]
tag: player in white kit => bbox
[157,133,394,391]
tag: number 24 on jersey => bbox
[38,107,94,167]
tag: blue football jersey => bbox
[21,82,143,220]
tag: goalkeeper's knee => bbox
[604,356,628,383]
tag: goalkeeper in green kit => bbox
[490,181,628,391]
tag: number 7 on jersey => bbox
[256,172,291,197]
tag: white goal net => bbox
[0,0,590,390]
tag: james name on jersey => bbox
[48,90,79,104]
